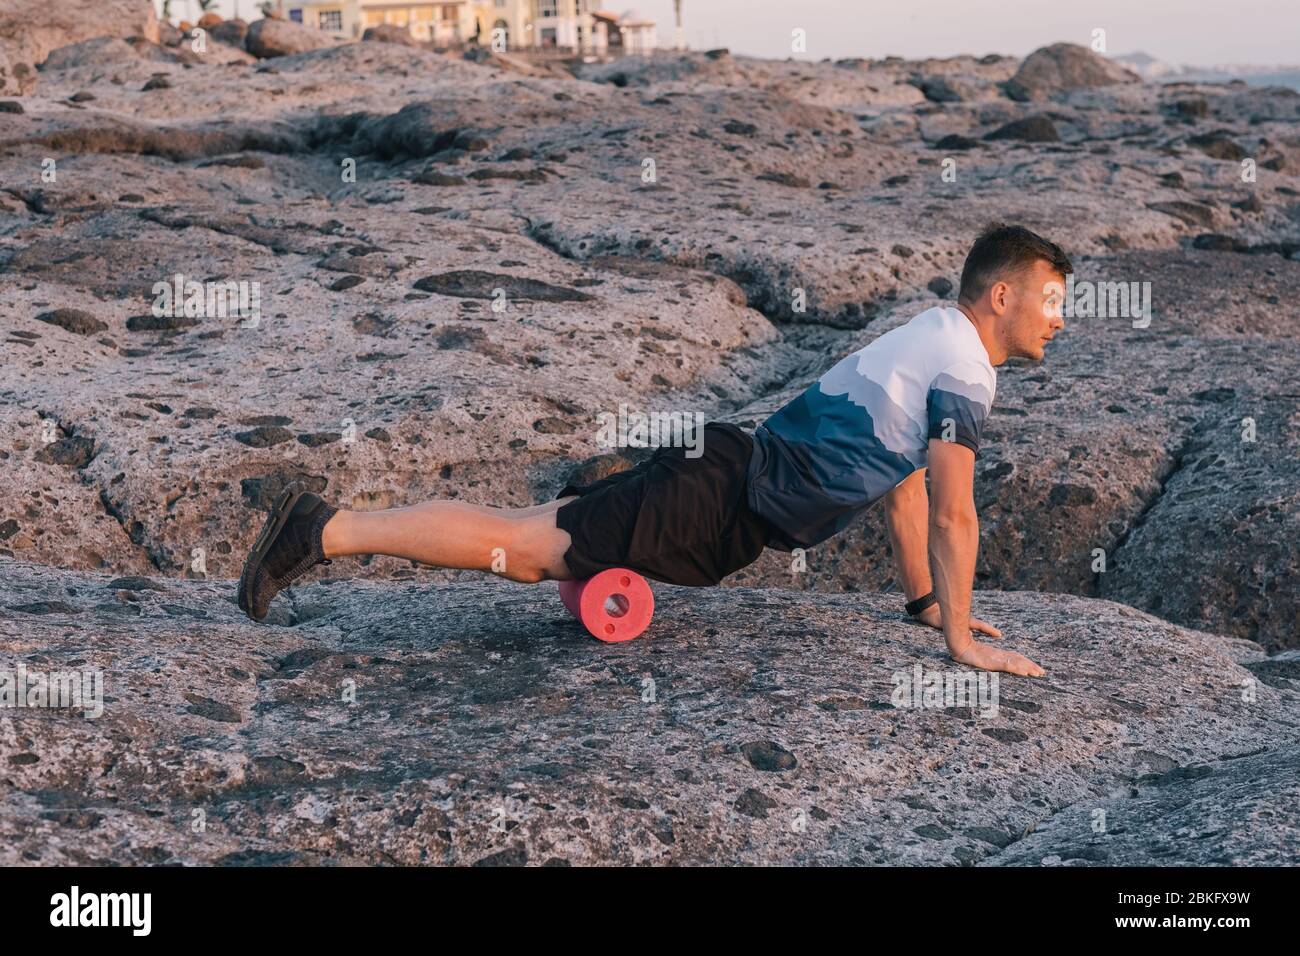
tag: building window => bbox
[404,5,433,39]
[288,8,303,22]
[538,0,558,18]
[319,9,343,31]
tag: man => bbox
[238,223,1069,677]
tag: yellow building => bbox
[466,1,604,52]
[276,1,635,52]
[279,1,474,44]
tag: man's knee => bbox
[491,515,571,583]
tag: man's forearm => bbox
[928,511,977,654]
[884,483,931,600]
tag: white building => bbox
[617,8,655,54]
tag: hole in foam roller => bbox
[604,593,630,618]
[604,622,615,636]
[619,575,631,588]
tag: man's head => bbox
[957,223,1072,363]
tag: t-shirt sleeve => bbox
[926,361,995,454]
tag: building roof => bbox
[592,9,656,27]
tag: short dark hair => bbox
[957,223,1072,304]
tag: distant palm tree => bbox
[197,0,217,11]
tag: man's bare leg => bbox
[320,497,577,583]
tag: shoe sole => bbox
[237,483,307,621]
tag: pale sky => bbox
[164,1,1299,67]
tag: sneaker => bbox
[237,483,337,622]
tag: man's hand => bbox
[913,602,1002,639]
[951,639,1045,678]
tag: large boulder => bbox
[914,74,977,103]
[0,0,159,94]
[39,36,140,71]
[158,20,183,46]
[209,17,249,49]
[1004,42,1139,101]
[245,17,334,59]
[362,23,418,47]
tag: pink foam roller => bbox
[557,568,655,643]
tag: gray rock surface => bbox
[1,36,1295,637]
[2,562,1296,865]
[0,0,159,93]
[984,740,1300,865]
[0,18,1298,863]
[246,17,335,59]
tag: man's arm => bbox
[927,439,1044,677]
[883,468,931,602]
[885,468,1003,637]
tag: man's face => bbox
[999,259,1066,361]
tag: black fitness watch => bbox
[905,591,938,617]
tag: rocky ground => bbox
[3,562,1298,865]
[1,4,1298,865]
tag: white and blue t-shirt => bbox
[746,306,997,549]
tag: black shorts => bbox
[555,422,773,587]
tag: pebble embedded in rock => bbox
[34,436,96,469]
[741,740,798,772]
[734,788,778,819]
[985,115,1060,143]
[414,270,593,302]
[234,426,295,448]
[35,309,107,335]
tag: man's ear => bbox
[988,280,1010,315]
